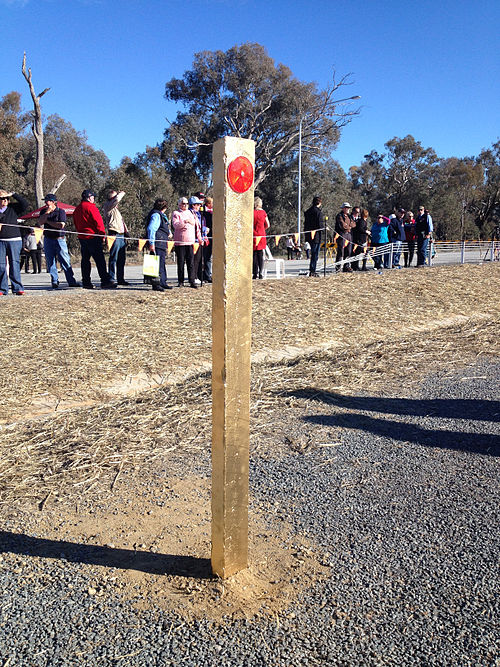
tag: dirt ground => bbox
[0,264,498,620]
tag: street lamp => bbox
[297,95,361,238]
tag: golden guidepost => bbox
[211,137,256,578]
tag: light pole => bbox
[297,115,304,239]
[297,95,361,238]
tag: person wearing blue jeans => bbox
[44,237,79,287]
[309,242,321,274]
[388,209,406,268]
[0,239,23,295]
[416,207,432,267]
[370,215,391,270]
[108,233,126,283]
[38,194,79,288]
[103,190,130,285]
[0,191,28,295]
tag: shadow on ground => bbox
[288,389,500,456]
[0,531,212,578]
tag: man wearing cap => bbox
[73,189,116,289]
[388,208,406,268]
[304,196,324,277]
[103,189,130,286]
[335,202,355,272]
[0,190,28,295]
[37,194,80,288]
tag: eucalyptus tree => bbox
[162,43,360,190]
[104,146,175,241]
[0,91,30,194]
[470,141,500,236]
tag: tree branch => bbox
[48,174,67,195]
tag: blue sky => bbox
[2,0,499,173]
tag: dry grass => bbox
[0,264,498,506]
[1,264,498,425]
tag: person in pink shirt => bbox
[172,197,197,288]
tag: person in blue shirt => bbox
[146,198,172,291]
[370,215,391,269]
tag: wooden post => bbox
[211,137,255,579]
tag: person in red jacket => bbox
[72,189,116,289]
[253,197,270,279]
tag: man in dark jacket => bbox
[0,190,28,295]
[335,202,355,272]
[303,196,324,277]
[73,189,116,289]
[352,208,369,271]
[415,206,432,266]
[37,194,80,289]
[388,208,406,268]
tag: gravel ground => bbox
[1,359,499,665]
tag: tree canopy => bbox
[162,43,360,189]
[1,49,498,243]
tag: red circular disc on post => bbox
[227,156,254,193]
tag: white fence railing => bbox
[321,240,500,272]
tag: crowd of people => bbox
[1,187,435,296]
[0,188,215,294]
[303,197,434,276]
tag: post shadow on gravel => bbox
[288,389,500,422]
[289,389,499,457]
[0,532,212,578]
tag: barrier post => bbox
[211,137,255,579]
[389,243,394,269]
[461,240,465,264]
[323,222,327,276]
[428,239,433,266]
[490,240,494,262]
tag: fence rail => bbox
[320,240,500,272]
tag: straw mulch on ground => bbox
[0,264,498,506]
[1,264,498,425]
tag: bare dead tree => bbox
[22,52,50,206]
[48,173,67,196]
